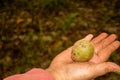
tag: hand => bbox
[46,33,120,80]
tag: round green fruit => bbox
[71,39,94,62]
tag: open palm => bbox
[47,33,120,80]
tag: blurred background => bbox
[0,0,120,80]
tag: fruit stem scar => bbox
[81,44,86,48]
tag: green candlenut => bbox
[71,39,94,62]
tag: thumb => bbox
[93,62,120,78]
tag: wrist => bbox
[46,68,65,80]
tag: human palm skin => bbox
[46,33,120,80]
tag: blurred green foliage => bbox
[0,0,120,80]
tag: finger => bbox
[92,62,120,78]
[91,33,108,44]
[83,34,94,41]
[93,34,117,53]
[97,41,120,62]
[100,34,117,47]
